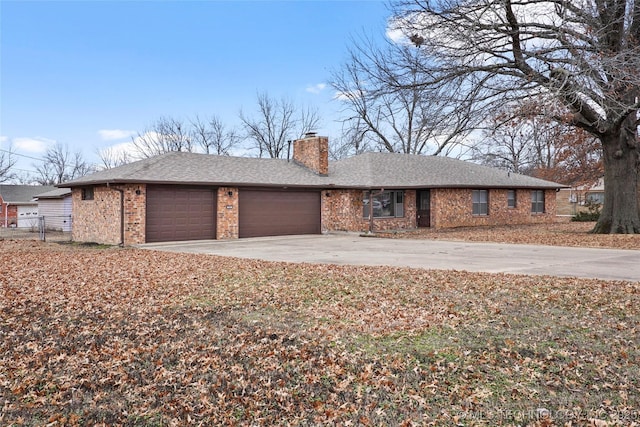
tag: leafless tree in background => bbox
[391,0,640,233]
[0,145,17,183]
[190,115,239,155]
[328,117,372,160]
[473,100,603,188]
[34,143,93,185]
[97,146,133,170]
[330,35,478,156]
[240,92,321,158]
[131,116,193,158]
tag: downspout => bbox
[108,183,125,246]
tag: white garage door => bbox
[17,205,39,228]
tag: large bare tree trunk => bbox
[593,126,640,234]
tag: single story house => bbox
[60,134,565,245]
[0,185,55,228]
[34,188,73,232]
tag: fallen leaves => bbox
[1,239,639,425]
[381,222,640,250]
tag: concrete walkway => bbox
[138,234,640,282]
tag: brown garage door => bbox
[239,189,320,238]
[146,185,216,243]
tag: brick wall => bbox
[1,196,18,227]
[122,184,146,245]
[293,135,329,176]
[73,184,560,244]
[72,184,146,245]
[431,188,557,228]
[217,187,239,239]
[72,185,121,245]
[321,189,417,233]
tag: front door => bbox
[417,190,431,227]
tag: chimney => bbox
[292,132,329,176]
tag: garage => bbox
[239,189,321,238]
[17,205,39,228]
[146,185,216,243]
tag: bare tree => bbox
[190,115,239,155]
[473,121,536,174]
[240,92,321,158]
[132,116,193,158]
[0,145,17,183]
[34,143,93,185]
[97,146,133,170]
[328,117,372,160]
[391,0,640,233]
[474,100,603,187]
[330,35,478,156]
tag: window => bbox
[472,190,488,215]
[363,190,404,218]
[586,192,604,205]
[531,190,545,214]
[507,190,517,208]
[81,187,94,201]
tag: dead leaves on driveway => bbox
[1,240,639,426]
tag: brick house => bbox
[0,185,55,228]
[61,134,564,245]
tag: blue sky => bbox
[1,0,391,176]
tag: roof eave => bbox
[61,179,332,189]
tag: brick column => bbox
[217,187,239,239]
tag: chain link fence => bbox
[0,215,72,243]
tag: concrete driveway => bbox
[138,234,640,282]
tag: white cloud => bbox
[333,90,364,101]
[13,137,56,153]
[97,141,142,168]
[386,26,407,44]
[306,83,327,94]
[100,131,159,160]
[0,136,7,143]
[98,129,136,141]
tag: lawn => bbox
[1,238,639,426]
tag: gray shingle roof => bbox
[60,151,564,189]
[34,188,72,199]
[330,152,564,189]
[61,152,328,187]
[0,185,56,203]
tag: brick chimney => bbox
[292,132,329,176]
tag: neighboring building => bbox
[60,134,565,245]
[0,185,55,228]
[35,188,73,232]
[557,178,605,216]
[558,177,640,217]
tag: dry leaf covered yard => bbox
[1,237,639,426]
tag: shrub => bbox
[572,199,601,222]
